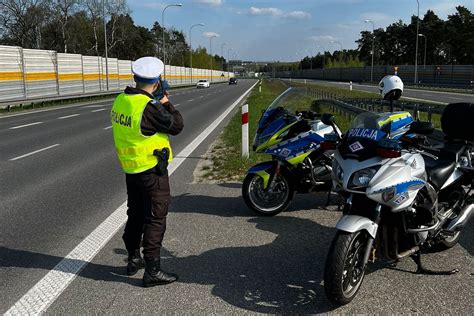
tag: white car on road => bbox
[196,79,210,88]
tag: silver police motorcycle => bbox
[322,76,473,305]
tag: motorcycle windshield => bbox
[339,111,413,161]
[253,88,304,150]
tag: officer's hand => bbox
[159,95,169,104]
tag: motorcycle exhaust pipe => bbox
[446,203,473,232]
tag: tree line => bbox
[296,6,473,70]
[0,0,225,70]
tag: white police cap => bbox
[132,56,164,83]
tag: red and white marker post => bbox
[242,103,249,158]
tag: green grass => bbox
[289,81,379,99]
[205,79,327,181]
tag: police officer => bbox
[111,56,183,287]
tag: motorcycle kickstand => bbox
[325,190,331,206]
[410,250,459,275]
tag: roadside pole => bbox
[349,81,353,91]
[242,103,249,158]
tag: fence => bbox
[0,45,234,105]
[275,64,474,88]
[298,83,446,132]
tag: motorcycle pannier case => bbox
[441,103,474,141]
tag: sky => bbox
[127,0,474,62]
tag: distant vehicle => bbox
[229,78,238,85]
[196,79,210,88]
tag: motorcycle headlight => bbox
[349,167,379,189]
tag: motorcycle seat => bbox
[424,157,456,190]
[428,142,466,162]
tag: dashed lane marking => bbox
[4,81,258,315]
[58,114,80,119]
[9,121,43,129]
[9,144,60,161]
[91,108,107,112]
[103,126,112,130]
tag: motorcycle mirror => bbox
[321,113,335,126]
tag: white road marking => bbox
[401,96,447,105]
[9,144,60,161]
[188,99,195,102]
[448,96,463,100]
[103,126,112,130]
[4,80,259,316]
[9,121,43,129]
[83,104,107,108]
[199,95,204,98]
[91,108,107,112]
[58,114,79,119]
[174,103,181,107]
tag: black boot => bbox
[143,260,178,287]
[126,250,144,276]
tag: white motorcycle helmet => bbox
[379,75,404,100]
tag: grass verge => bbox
[201,79,289,181]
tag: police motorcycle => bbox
[322,75,473,305]
[242,87,342,216]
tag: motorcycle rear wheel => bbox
[324,231,369,305]
[242,173,293,216]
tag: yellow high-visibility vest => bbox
[111,93,172,174]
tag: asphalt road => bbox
[1,78,472,314]
[292,79,474,104]
[0,79,256,313]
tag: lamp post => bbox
[418,33,427,69]
[221,42,227,72]
[209,34,217,82]
[365,19,376,83]
[189,22,204,83]
[414,0,420,84]
[305,49,313,70]
[331,40,343,80]
[317,45,326,69]
[227,47,233,69]
[102,0,109,91]
[162,3,183,78]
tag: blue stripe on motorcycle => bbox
[248,162,274,173]
[395,179,425,194]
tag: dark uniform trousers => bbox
[123,167,170,261]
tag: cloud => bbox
[203,32,220,38]
[248,6,311,19]
[360,12,392,23]
[194,0,223,6]
[308,35,336,42]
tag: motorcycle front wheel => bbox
[242,173,293,216]
[324,231,370,305]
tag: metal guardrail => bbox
[296,82,447,124]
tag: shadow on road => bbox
[0,187,342,314]
[2,188,470,314]
[164,215,337,313]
